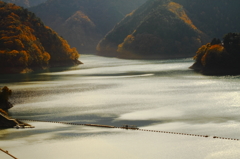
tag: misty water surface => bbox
[1,55,240,159]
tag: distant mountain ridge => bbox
[1,0,47,7]
[29,0,147,53]
[97,0,240,59]
[172,0,240,38]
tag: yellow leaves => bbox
[21,26,36,41]
[57,38,80,60]
[9,12,19,19]
[18,51,29,66]
[167,2,197,30]
[126,34,135,41]
[45,26,50,30]
[0,3,80,68]
[43,52,50,62]
[15,39,24,49]
[32,43,41,54]
[8,25,15,30]
[209,44,224,52]
[118,43,124,50]
[8,4,21,11]
[117,34,135,53]
[77,11,91,22]
[167,2,182,11]
[119,34,135,47]
[69,47,79,60]
[0,36,11,41]
[68,11,92,24]
[194,43,210,60]
[19,50,28,57]
[9,50,19,54]
[20,34,30,42]
[126,10,135,17]
[195,44,226,67]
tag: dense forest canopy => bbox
[0,1,80,73]
[97,0,207,59]
[191,33,240,75]
[29,0,147,53]
[97,0,240,60]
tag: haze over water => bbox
[1,55,240,159]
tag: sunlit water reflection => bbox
[1,55,240,158]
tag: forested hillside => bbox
[0,2,80,73]
[1,0,47,7]
[97,0,240,59]
[30,0,147,53]
[97,0,207,59]
[190,33,240,75]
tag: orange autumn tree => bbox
[191,33,240,75]
[200,44,226,68]
[0,2,80,72]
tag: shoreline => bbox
[0,60,83,74]
[0,112,34,129]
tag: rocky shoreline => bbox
[190,61,240,76]
[0,112,34,129]
[0,86,34,128]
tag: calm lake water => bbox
[1,55,240,159]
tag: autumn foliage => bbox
[0,2,80,73]
[97,0,206,59]
[191,33,240,75]
[167,2,197,30]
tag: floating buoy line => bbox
[1,119,239,159]
[20,119,240,141]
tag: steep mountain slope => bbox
[97,0,208,59]
[1,0,47,7]
[0,2,80,73]
[97,0,240,59]
[29,0,147,53]
[173,0,240,38]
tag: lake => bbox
[1,55,240,159]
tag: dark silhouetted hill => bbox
[97,0,208,59]
[29,0,147,53]
[190,33,240,75]
[97,0,240,59]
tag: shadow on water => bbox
[0,119,161,142]
[0,65,81,84]
[11,108,161,129]
[0,124,86,141]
